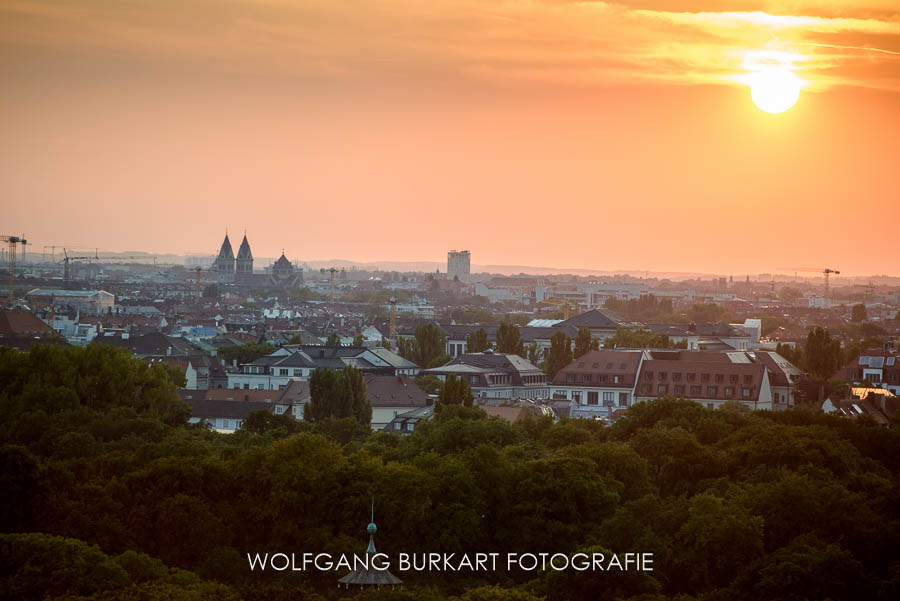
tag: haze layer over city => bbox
[2,3,900,601]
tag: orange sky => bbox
[2,1,899,276]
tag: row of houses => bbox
[551,349,803,418]
[180,373,432,432]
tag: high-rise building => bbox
[447,250,470,282]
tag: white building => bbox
[447,250,471,283]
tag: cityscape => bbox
[2,1,900,601]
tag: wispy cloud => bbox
[1,0,898,92]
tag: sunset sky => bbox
[2,1,899,276]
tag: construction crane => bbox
[389,297,398,340]
[2,234,28,306]
[540,297,579,320]
[319,267,344,306]
[777,267,841,299]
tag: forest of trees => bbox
[2,343,900,601]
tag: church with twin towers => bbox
[212,232,303,288]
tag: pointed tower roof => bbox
[217,234,234,260]
[274,253,292,269]
[338,499,402,589]
[237,234,253,261]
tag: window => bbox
[603,391,615,403]
[715,374,724,383]
[646,371,654,380]
[619,363,627,369]
[687,373,696,382]
[673,372,682,381]
[607,363,614,369]
[657,384,668,395]
[293,369,302,376]
[641,383,651,394]
[572,391,582,403]
[275,406,284,414]
[707,386,718,397]
[613,375,621,384]
[707,403,714,410]
[408,423,414,432]
[691,385,702,395]
[742,387,753,397]
[725,386,734,397]
[730,374,739,383]
[582,374,592,383]
[578,362,585,368]
[394,422,401,430]
[235,420,242,429]
[674,384,684,395]
[587,391,599,405]
[744,374,753,384]
[701,373,710,382]
[244,384,250,389]
[659,371,667,381]
[566,374,575,383]
[598,374,607,383]
[279,368,288,376]
[592,362,599,368]
[619,392,629,406]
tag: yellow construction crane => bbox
[2,234,28,306]
[540,297,579,320]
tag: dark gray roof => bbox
[558,308,635,330]
[183,398,273,420]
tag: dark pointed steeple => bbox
[236,233,253,273]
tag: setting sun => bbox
[749,69,802,113]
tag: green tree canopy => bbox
[466,327,491,353]
[217,343,274,365]
[304,366,371,426]
[545,331,573,382]
[437,374,474,408]
[495,321,525,356]
[573,326,599,358]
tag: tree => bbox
[324,332,341,346]
[353,334,364,347]
[851,303,868,322]
[687,302,730,323]
[466,328,490,353]
[803,327,842,381]
[217,343,274,365]
[603,327,687,350]
[545,331,573,382]
[397,324,447,368]
[496,321,525,356]
[527,342,540,364]
[573,326,598,358]
[304,366,371,426]
[380,336,392,350]
[438,374,474,407]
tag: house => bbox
[0,310,66,350]
[185,355,229,390]
[549,350,644,419]
[26,289,115,315]
[634,352,773,411]
[366,374,431,430]
[841,348,900,396]
[822,389,897,426]
[421,351,548,399]
[555,309,642,345]
[180,380,311,430]
[383,405,434,434]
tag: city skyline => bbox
[2,1,899,275]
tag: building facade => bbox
[447,250,471,282]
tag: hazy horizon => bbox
[3,1,899,276]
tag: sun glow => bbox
[750,69,801,113]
